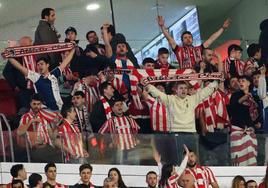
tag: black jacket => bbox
[2,59,27,90]
[259,19,268,66]
[34,20,61,70]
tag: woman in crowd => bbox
[158,145,189,188]
[231,175,246,188]
[108,168,128,188]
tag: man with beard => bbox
[157,15,230,69]
[183,150,219,188]
[7,48,75,110]
[84,30,105,56]
[17,94,63,162]
[34,8,61,70]
[195,48,221,73]
[146,171,158,188]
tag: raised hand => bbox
[222,18,231,29]
[260,65,266,75]
[183,144,189,156]
[140,78,149,87]
[157,16,165,27]
[153,149,161,164]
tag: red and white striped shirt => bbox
[19,109,55,147]
[185,165,217,188]
[173,45,203,69]
[58,119,84,161]
[146,95,169,132]
[223,58,244,78]
[98,116,139,150]
[72,79,100,113]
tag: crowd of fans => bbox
[1,6,268,188]
[4,159,268,188]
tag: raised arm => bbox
[167,145,189,185]
[203,19,231,48]
[258,66,267,100]
[192,81,218,105]
[102,23,113,58]
[141,78,169,105]
[59,48,75,72]
[8,58,28,77]
[157,16,177,50]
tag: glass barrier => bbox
[0,130,267,166]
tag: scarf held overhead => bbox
[1,42,74,58]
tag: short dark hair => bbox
[61,104,73,118]
[177,81,188,87]
[239,75,252,82]
[142,57,155,65]
[181,31,193,41]
[246,180,257,187]
[99,81,113,96]
[146,171,157,178]
[10,164,24,178]
[228,44,243,56]
[86,30,96,40]
[36,57,50,65]
[65,27,77,36]
[73,91,85,98]
[110,95,124,107]
[79,164,93,174]
[41,8,54,19]
[11,179,24,188]
[202,47,213,55]
[158,47,169,55]
[100,24,116,36]
[247,43,261,57]
[30,93,43,103]
[252,70,261,77]
[29,173,42,188]
[44,163,56,173]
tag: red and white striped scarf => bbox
[241,94,259,122]
[114,58,143,109]
[132,68,200,88]
[2,42,74,58]
[185,165,217,188]
[100,96,112,120]
[99,116,139,150]
[111,77,128,95]
[223,58,244,78]
[230,125,257,166]
[198,90,230,132]
[22,55,36,89]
